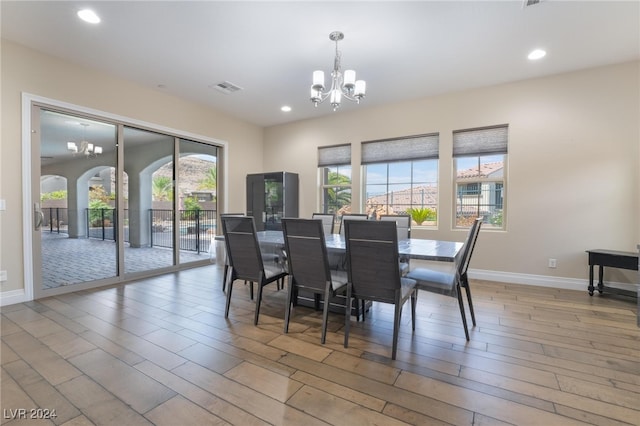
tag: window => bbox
[362,134,439,225]
[453,125,508,229]
[318,144,352,216]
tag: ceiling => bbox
[2,1,639,128]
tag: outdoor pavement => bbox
[41,232,211,288]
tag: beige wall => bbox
[2,38,638,299]
[264,61,640,284]
[1,40,263,295]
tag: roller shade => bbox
[361,133,439,164]
[318,144,351,167]
[453,125,508,157]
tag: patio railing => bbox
[78,208,217,254]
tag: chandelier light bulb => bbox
[354,80,366,99]
[312,71,325,91]
[330,89,342,106]
[343,70,356,89]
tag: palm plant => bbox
[152,176,173,201]
[198,167,217,191]
[325,171,351,211]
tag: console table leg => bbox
[597,265,604,294]
[588,265,594,296]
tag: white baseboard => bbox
[469,269,638,293]
[0,289,29,307]
[0,269,635,308]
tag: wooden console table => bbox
[586,249,638,297]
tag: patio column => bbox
[127,171,152,248]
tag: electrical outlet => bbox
[548,258,557,268]
[0,270,7,281]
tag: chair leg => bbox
[461,273,476,326]
[284,276,294,333]
[222,265,229,292]
[355,299,366,322]
[392,301,402,360]
[254,281,265,325]
[224,272,234,318]
[321,281,331,344]
[411,290,417,331]
[344,283,351,348]
[456,282,470,341]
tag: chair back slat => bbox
[221,216,263,282]
[345,220,400,303]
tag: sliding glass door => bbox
[178,138,218,265]
[31,104,219,298]
[36,108,118,293]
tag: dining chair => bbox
[338,213,368,237]
[221,216,288,325]
[343,220,417,360]
[380,214,412,275]
[379,214,411,240]
[220,213,245,293]
[311,213,336,236]
[282,218,348,343]
[405,217,482,340]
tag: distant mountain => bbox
[154,156,216,194]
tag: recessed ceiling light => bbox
[281,106,292,112]
[528,49,546,60]
[77,9,101,24]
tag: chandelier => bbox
[310,31,366,111]
[67,123,102,157]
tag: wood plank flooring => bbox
[2,263,638,425]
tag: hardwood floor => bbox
[2,263,638,425]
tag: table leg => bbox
[598,265,604,294]
[588,264,594,296]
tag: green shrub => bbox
[183,196,202,211]
[88,199,112,226]
[489,210,503,226]
[41,190,67,201]
[406,207,436,225]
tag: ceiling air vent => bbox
[211,81,243,95]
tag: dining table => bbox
[256,230,464,262]
[216,230,464,316]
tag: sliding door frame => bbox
[21,93,228,301]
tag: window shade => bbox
[453,125,508,157]
[318,144,351,167]
[361,133,439,164]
